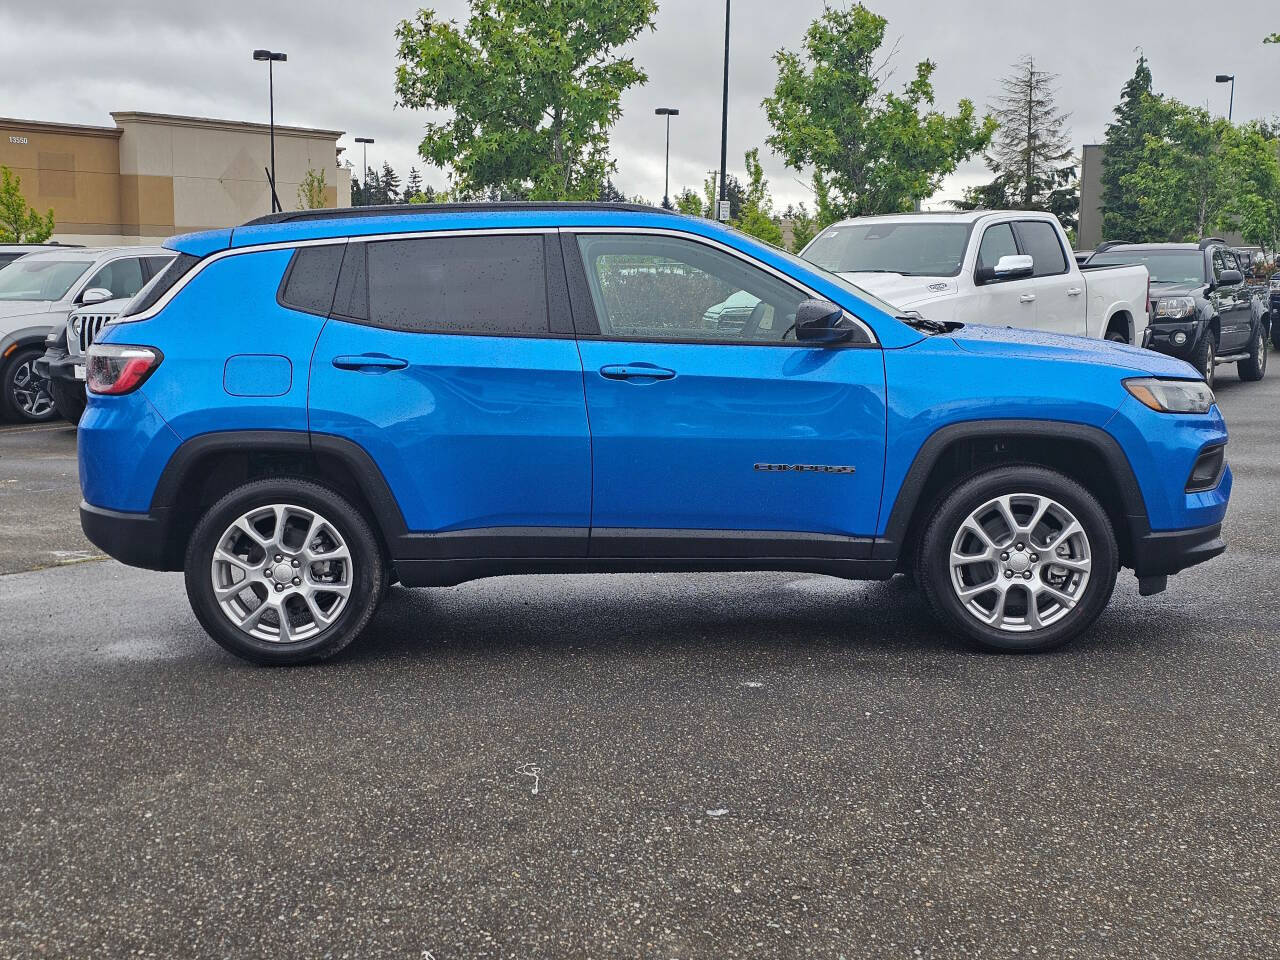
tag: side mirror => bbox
[79,287,113,306]
[794,299,854,343]
[977,254,1035,284]
[1217,269,1243,287]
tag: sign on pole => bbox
[717,199,731,222]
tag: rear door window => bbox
[1013,221,1068,277]
[365,234,549,336]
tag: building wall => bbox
[2,113,348,246]
[1077,144,1105,251]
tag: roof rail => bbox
[243,201,675,227]
[1198,237,1226,250]
[1093,240,1134,253]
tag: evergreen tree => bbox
[597,178,626,202]
[405,167,424,199]
[380,162,402,204]
[1101,54,1156,241]
[351,176,364,207]
[364,167,383,205]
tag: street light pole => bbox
[1215,74,1235,122]
[253,49,287,212]
[654,108,679,209]
[355,137,375,206]
[717,0,730,221]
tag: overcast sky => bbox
[2,1,1276,210]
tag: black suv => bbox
[1088,239,1271,386]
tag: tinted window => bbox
[576,233,815,344]
[1088,250,1205,285]
[0,253,20,270]
[119,253,200,318]
[85,257,146,300]
[1211,248,1226,281]
[802,221,970,277]
[976,224,1018,274]
[1014,221,1068,276]
[366,235,548,335]
[280,244,344,316]
[143,255,174,278]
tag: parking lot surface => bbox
[1,370,1277,958]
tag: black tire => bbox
[915,465,1119,654]
[1238,325,1268,382]
[184,477,384,665]
[50,379,88,425]
[0,345,58,423]
[1105,328,1128,344]
[1190,329,1216,388]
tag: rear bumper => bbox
[1131,521,1225,578]
[80,501,177,571]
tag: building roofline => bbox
[110,111,344,140]
[0,117,122,138]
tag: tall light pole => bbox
[355,137,375,206]
[1215,74,1235,122]
[717,0,730,221]
[252,49,287,212]
[654,108,679,209]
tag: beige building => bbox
[1,112,350,246]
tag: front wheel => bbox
[1238,326,1268,382]
[0,346,58,422]
[1190,330,1216,387]
[184,478,384,665]
[916,466,1118,653]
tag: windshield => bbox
[802,221,971,277]
[764,240,905,318]
[1089,250,1204,285]
[0,258,91,302]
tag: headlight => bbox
[1152,296,1196,320]
[69,316,82,336]
[1124,377,1215,414]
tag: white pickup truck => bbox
[800,210,1149,345]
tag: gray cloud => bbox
[2,1,1274,210]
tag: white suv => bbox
[0,246,172,421]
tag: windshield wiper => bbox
[898,311,961,335]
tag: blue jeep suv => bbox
[78,203,1230,664]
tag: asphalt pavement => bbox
[1,368,1277,959]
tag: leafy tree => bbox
[1100,54,1157,241]
[764,4,995,218]
[956,56,1079,229]
[1218,122,1280,255]
[674,187,704,217]
[732,149,784,247]
[380,162,402,204]
[405,166,424,199]
[394,0,657,200]
[701,171,745,221]
[0,166,55,243]
[408,184,440,204]
[783,202,818,252]
[296,167,329,209]
[1265,33,1280,44]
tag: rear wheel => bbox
[50,379,87,425]
[916,465,1118,653]
[184,478,384,665]
[0,346,58,422]
[1238,326,1268,382]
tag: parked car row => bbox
[75,202,1230,664]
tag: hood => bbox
[71,297,130,317]
[837,272,957,308]
[0,299,52,320]
[949,323,1198,378]
[1148,281,1204,301]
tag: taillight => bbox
[86,343,163,395]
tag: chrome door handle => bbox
[599,363,676,382]
[332,354,408,372]
[1018,294,1037,303]
[1066,287,1083,297]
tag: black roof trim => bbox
[244,201,676,227]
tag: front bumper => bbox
[1143,320,1204,361]
[1131,521,1226,578]
[33,348,82,383]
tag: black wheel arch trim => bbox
[872,419,1149,563]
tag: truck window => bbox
[1013,221,1068,277]
[976,224,1018,275]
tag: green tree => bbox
[380,162,402,204]
[782,201,818,252]
[732,148,784,247]
[1100,54,1157,241]
[956,56,1078,228]
[763,4,995,219]
[1218,122,1280,255]
[296,167,329,209]
[394,0,657,200]
[674,187,704,217]
[408,184,440,204]
[405,166,424,198]
[701,171,745,221]
[0,166,55,243]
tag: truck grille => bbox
[71,313,117,357]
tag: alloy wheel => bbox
[209,503,354,643]
[10,359,55,420]
[948,493,1092,633]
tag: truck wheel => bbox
[50,379,88,425]
[1238,326,1268,382]
[184,477,384,665]
[0,346,58,423]
[916,465,1118,653]
[1190,330,1216,387]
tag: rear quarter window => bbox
[278,244,345,316]
[118,253,200,318]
